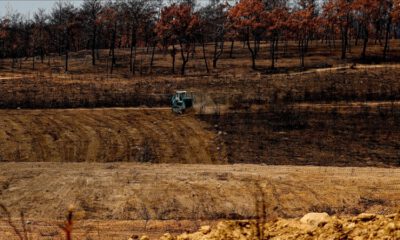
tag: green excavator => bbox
[171,91,194,114]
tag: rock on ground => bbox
[151,212,400,240]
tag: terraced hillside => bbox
[0,109,226,164]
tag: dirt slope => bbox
[0,108,226,164]
[200,106,400,166]
[1,163,400,239]
[0,163,399,221]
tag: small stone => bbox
[176,233,189,240]
[300,212,331,227]
[357,213,376,221]
[386,213,396,219]
[345,222,356,231]
[200,225,211,234]
[386,222,396,232]
[140,236,149,240]
[160,233,175,240]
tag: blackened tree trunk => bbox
[180,42,190,75]
[40,47,44,63]
[246,32,257,70]
[361,27,368,60]
[229,40,234,58]
[212,40,224,68]
[32,54,35,70]
[129,27,137,74]
[149,42,156,73]
[65,30,70,72]
[202,40,209,73]
[171,44,176,74]
[32,41,36,70]
[383,17,392,60]
[91,26,97,65]
[65,45,69,72]
[299,38,307,68]
[0,42,3,69]
[110,23,117,74]
[355,26,360,46]
[270,34,278,69]
[341,14,349,59]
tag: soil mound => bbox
[158,212,400,240]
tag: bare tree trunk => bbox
[65,31,70,72]
[270,36,278,69]
[383,17,392,60]
[180,42,190,75]
[92,26,96,65]
[361,27,368,60]
[202,41,209,73]
[246,33,256,70]
[299,39,306,68]
[110,24,117,74]
[341,27,348,59]
[0,46,2,69]
[171,44,176,74]
[32,54,35,70]
[130,27,137,74]
[212,40,224,69]
[149,43,156,73]
[40,45,44,63]
[65,50,69,72]
[229,40,234,58]
[355,27,360,46]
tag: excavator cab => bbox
[171,91,194,114]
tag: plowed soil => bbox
[0,109,226,164]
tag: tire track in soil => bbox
[135,110,178,163]
[0,109,222,164]
[178,117,222,164]
[96,112,138,162]
[149,113,192,163]
[72,113,102,162]
[46,112,87,162]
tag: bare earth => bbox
[170,213,400,240]
[0,163,399,239]
[0,108,226,164]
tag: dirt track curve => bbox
[0,108,226,164]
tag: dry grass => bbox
[200,103,400,166]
